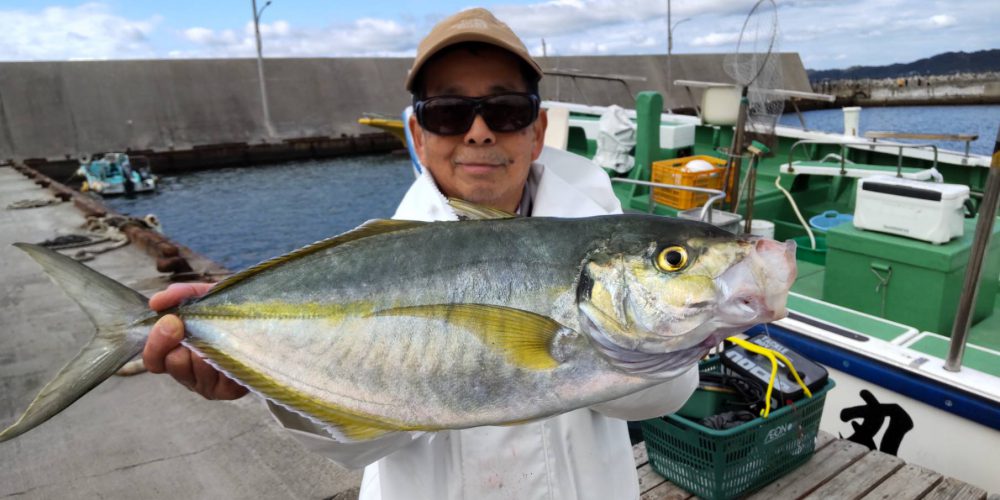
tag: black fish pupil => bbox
[666,251,682,266]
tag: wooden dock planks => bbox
[634,431,992,500]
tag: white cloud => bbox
[928,14,957,28]
[0,0,992,72]
[690,32,742,47]
[173,17,418,58]
[0,3,160,61]
[492,0,753,39]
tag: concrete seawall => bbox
[0,53,812,164]
[808,72,1000,108]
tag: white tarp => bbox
[592,105,636,173]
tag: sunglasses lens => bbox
[420,98,475,135]
[481,94,537,132]
[418,93,538,135]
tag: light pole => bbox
[666,0,690,111]
[252,0,276,138]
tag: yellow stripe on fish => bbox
[373,304,564,370]
[184,301,376,320]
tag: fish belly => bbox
[183,314,649,430]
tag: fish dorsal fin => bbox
[205,219,426,296]
[374,304,562,370]
[447,198,519,220]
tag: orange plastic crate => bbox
[650,155,727,210]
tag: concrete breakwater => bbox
[809,72,1000,107]
[0,53,811,172]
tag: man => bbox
[144,8,697,499]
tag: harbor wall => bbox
[809,72,1000,107]
[0,54,812,164]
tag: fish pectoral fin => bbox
[447,198,519,220]
[374,304,563,370]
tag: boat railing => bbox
[865,130,979,158]
[610,177,725,222]
[786,138,939,177]
[543,69,648,105]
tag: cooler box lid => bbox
[858,175,969,202]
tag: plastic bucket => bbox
[792,235,827,265]
[748,219,775,239]
[809,210,854,233]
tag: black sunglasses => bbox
[414,92,540,136]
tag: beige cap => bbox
[405,8,543,92]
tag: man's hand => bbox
[143,283,248,400]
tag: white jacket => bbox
[269,147,697,500]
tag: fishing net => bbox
[723,0,783,147]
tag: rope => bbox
[6,198,61,210]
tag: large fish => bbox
[0,205,796,443]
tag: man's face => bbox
[409,46,547,213]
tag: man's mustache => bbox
[452,148,510,166]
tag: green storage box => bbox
[823,217,1000,335]
[641,358,834,500]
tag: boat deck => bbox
[633,431,995,499]
[792,259,1000,354]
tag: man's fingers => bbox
[164,346,196,389]
[149,282,214,311]
[191,354,220,399]
[143,315,184,373]
[214,375,249,400]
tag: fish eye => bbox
[655,245,689,273]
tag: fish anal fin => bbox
[186,339,409,442]
[447,198,519,220]
[206,219,426,296]
[375,304,562,370]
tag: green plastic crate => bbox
[640,358,835,500]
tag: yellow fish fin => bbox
[187,339,408,442]
[447,198,519,220]
[205,219,426,296]
[374,304,562,370]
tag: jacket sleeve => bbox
[266,401,419,469]
[588,365,699,420]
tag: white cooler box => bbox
[854,175,969,244]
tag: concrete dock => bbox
[0,166,362,499]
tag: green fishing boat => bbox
[550,92,1000,493]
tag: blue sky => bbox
[0,1,996,69]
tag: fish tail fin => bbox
[1,243,152,442]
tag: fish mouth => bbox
[716,238,797,325]
[580,308,723,378]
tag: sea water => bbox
[105,153,413,271]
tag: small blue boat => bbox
[77,153,156,195]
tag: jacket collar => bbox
[393,149,622,221]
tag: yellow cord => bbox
[726,337,813,418]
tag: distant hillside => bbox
[807,49,1000,81]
